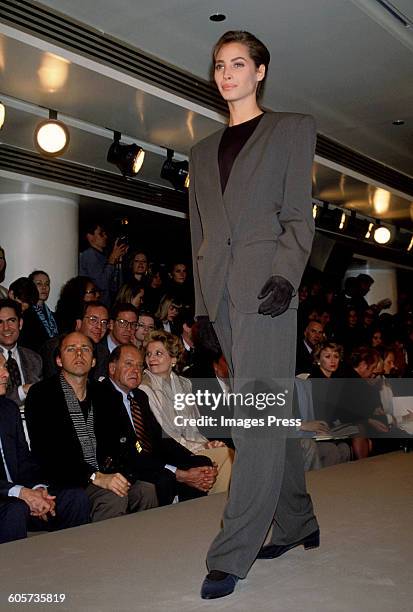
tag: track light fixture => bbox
[34,109,70,157]
[107,131,145,178]
[373,225,392,244]
[0,102,5,130]
[161,149,189,190]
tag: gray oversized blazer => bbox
[189,111,316,321]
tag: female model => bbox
[189,30,319,599]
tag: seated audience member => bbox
[25,332,157,522]
[95,344,217,504]
[93,303,138,380]
[128,251,149,284]
[296,319,324,375]
[79,222,128,307]
[144,264,165,313]
[115,280,145,310]
[55,276,102,334]
[0,246,7,299]
[0,299,42,422]
[177,312,198,375]
[8,277,39,313]
[370,328,384,349]
[134,311,155,350]
[335,307,360,353]
[166,262,194,309]
[155,295,182,336]
[0,352,90,544]
[140,331,233,494]
[19,271,59,353]
[41,301,109,379]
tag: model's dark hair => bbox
[212,30,270,98]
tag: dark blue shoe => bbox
[200,570,239,599]
[257,529,320,559]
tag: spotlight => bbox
[161,149,189,191]
[0,102,5,129]
[338,212,347,230]
[107,131,145,177]
[373,226,391,244]
[34,109,70,157]
[408,236,413,252]
[365,222,374,239]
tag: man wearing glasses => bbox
[93,303,138,381]
[134,311,155,350]
[41,301,109,379]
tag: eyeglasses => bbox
[137,322,155,331]
[84,315,108,328]
[115,319,138,330]
[84,288,100,295]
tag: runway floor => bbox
[1,451,412,611]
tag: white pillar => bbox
[345,259,397,315]
[0,193,79,309]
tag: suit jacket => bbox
[25,375,100,488]
[0,396,43,498]
[189,112,316,320]
[92,337,110,381]
[6,345,42,407]
[94,378,198,480]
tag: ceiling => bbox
[0,0,412,229]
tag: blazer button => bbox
[227,238,231,246]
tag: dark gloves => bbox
[257,275,294,317]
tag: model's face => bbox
[76,305,109,345]
[83,282,101,302]
[214,42,265,104]
[109,346,144,393]
[56,332,95,377]
[146,341,173,378]
[171,264,187,284]
[0,307,22,348]
[135,315,155,343]
[0,353,9,395]
[132,253,148,275]
[109,310,138,345]
[319,349,340,376]
[32,273,50,303]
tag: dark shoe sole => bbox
[257,529,320,559]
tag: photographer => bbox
[79,222,128,307]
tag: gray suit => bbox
[189,112,318,578]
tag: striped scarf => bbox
[33,304,58,338]
[59,372,98,470]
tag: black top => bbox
[218,113,264,193]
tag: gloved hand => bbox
[257,275,294,317]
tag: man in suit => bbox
[0,299,42,409]
[190,31,319,598]
[0,351,90,544]
[25,331,157,522]
[95,344,217,504]
[93,302,138,380]
[296,319,325,375]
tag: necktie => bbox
[6,350,22,392]
[127,394,152,453]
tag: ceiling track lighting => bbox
[160,149,189,191]
[34,109,70,157]
[107,131,145,178]
[373,225,392,244]
[0,101,5,130]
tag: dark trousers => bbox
[0,488,90,544]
